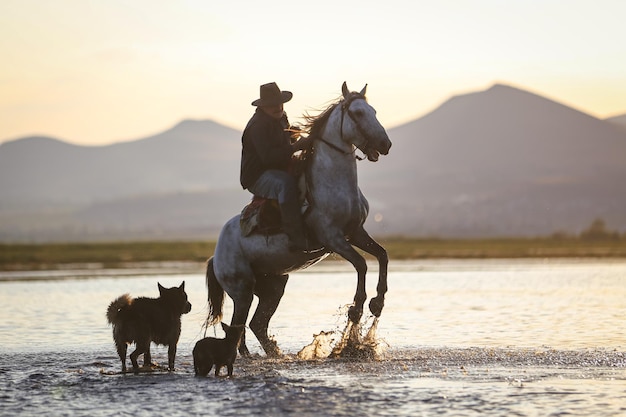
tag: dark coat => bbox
[240,108,294,190]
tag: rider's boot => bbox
[279,200,310,253]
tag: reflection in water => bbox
[1,259,626,352]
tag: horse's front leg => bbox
[327,236,368,323]
[350,227,388,317]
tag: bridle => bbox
[316,93,372,161]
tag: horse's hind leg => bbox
[229,280,254,356]
[350,227,388,317]
[250,273,289,357]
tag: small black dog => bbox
[193,323,245,377]
[106,282,192,373]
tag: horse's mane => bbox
[300,92,366,138]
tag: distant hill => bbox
[1,84,625,241]
[0,119,241,206]
[606,114,626,133]
[359,84,626,237]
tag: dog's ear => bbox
[221,322,229,332]
[179,281,185,290]
[158,282,165,294]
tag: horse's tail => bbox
[206,257,224,326]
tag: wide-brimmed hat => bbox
[251,82,293,106]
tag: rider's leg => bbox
[279,197,308,251]
[249,170,308,251]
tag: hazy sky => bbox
[1,0,625,145]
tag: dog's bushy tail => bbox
[106,294,132,325]
[206,257,224,326]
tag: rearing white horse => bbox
[206,82,392,357]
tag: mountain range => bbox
[1,83,625,242]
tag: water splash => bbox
[330,317,387,360]
[298,316,387,361]
[297,330,335,360]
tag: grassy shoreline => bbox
[2,238,626,271]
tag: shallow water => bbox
[0,259,625,416]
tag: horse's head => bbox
[340,82,392,162]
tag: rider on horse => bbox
[240,82,313,252]
[208,82,391,357]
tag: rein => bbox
[316,137,363,160]
[315,94,369,161]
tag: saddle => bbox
[239,196,283,237]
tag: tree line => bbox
[552,218,623,241]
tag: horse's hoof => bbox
[369,296,385,317]
[265,350,283,359]
[348,305,362,323]
[239,344,251,357]
[261,340,282,358]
